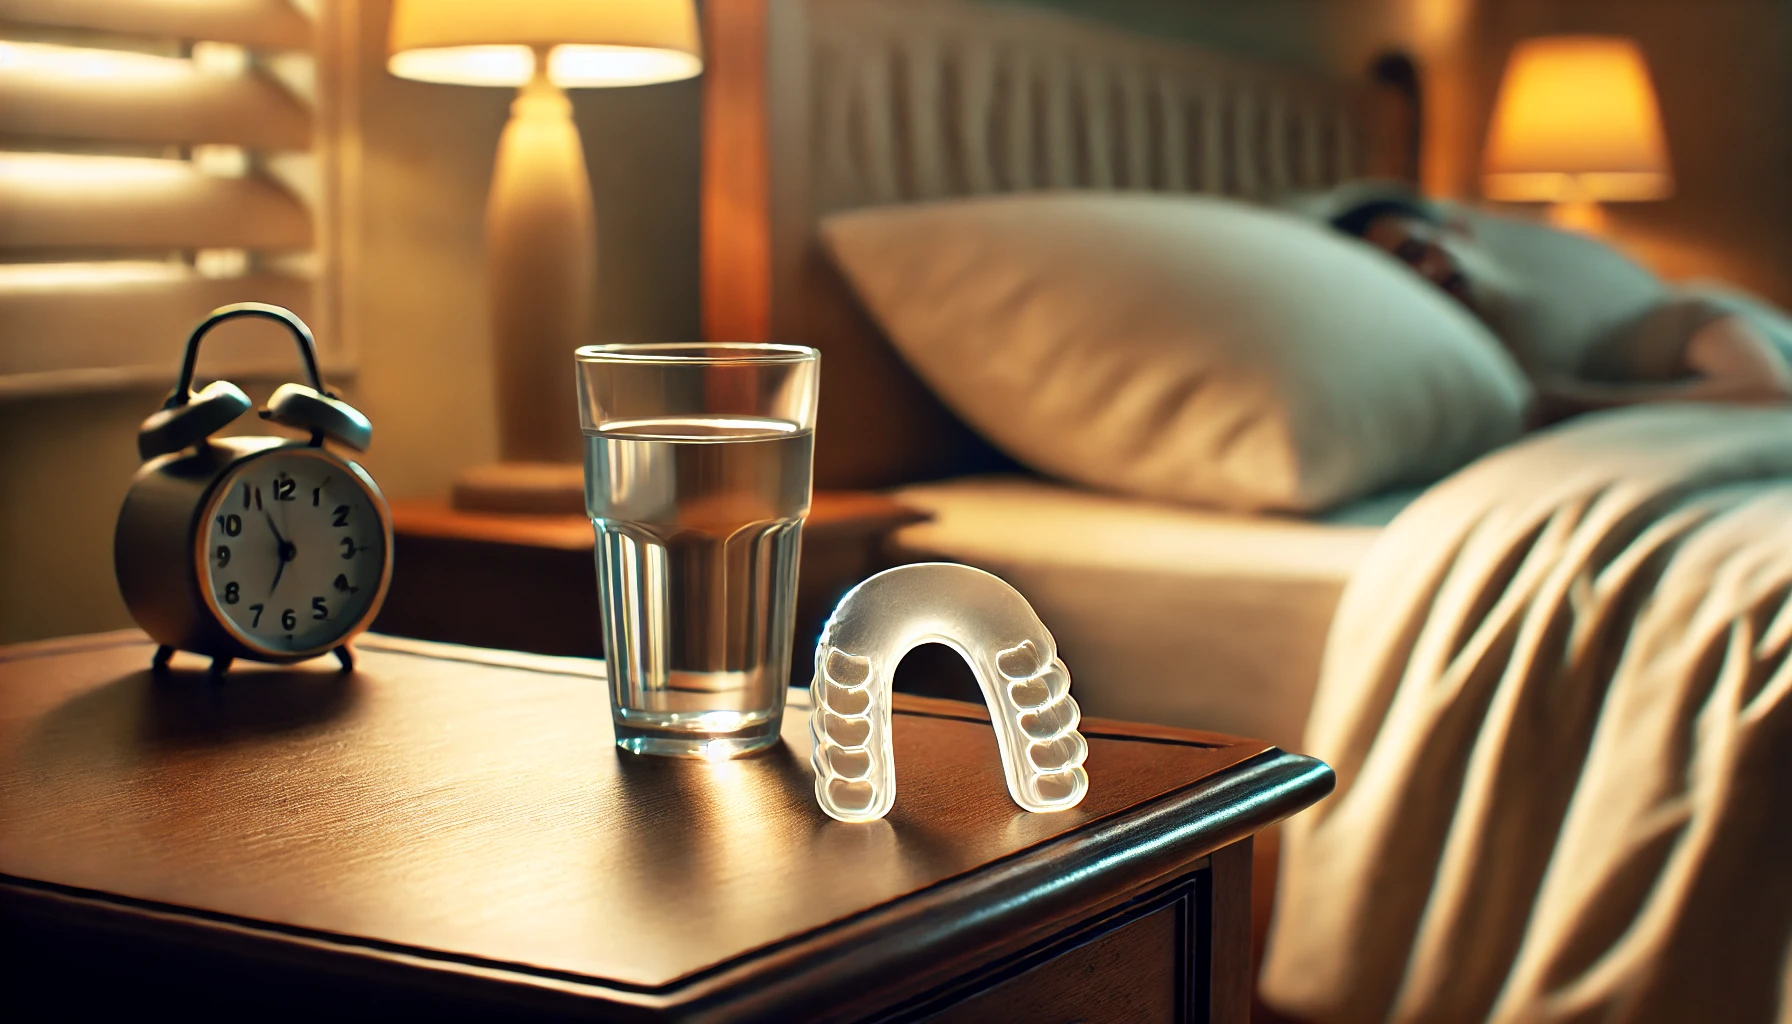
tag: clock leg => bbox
[332,644,355,672]
[151,645,175,675]
[209,656,234,680]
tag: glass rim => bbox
[575,342,817,366]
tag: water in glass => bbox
[585,414,813,757]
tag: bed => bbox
[699,0,1420,751]
[697,4,1792,1022]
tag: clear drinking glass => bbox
[575,343,820,758]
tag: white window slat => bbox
[0,158,311,250]
[0,0,312,52]
[0,55,312,150]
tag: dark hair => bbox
[1328,194,1440,239]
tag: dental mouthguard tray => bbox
[809,562,1090,823]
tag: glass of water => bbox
[575,343,819,758]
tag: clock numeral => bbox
[332,504,351,528]
[249,603,264,627]
[223,581,240,605]
[217,513,242,537]
[281,608,297,630]
[215,545,230,567]
[312,597,329,620]
[340,537,359,559]
[273,475,297,502]
[313,477,332,507]
[333,573,358,594]
[240,483,262,510]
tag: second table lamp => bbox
[387,0,702,513]
[1482,35,1671,235]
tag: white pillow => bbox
[821,192,1533,513]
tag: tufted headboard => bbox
[700,0,1419,489]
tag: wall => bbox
[0,393,151,643]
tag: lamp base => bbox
[451,462,586,515]
[485,70,595,476]
[1545,199,1608,235]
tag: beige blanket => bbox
[1262,403,1792,1023]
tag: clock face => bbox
[198,447,390,656]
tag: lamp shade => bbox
[1482,35,1671,202]
[387,0,701,88]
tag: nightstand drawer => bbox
[922,884,1192,1024]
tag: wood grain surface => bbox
[1,632,1331,1021]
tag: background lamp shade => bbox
[387,0,701,88]
[1482,35,1672,202]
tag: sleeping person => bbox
[1305,182,1792,423]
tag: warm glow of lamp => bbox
[1483,35,1671,232]
[387,0,702,512]
[388,0,701,87]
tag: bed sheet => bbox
[887,476,1414,750]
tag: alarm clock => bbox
[114,303,393,678]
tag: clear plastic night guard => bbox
[809,563,1090,823]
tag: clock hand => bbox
[266,513,295,596]
[280,486,292,548]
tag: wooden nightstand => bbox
[373,492,928,664]
[2,632,1332,1022]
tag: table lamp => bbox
[1482,35,1672,234]
[387,0,702,513]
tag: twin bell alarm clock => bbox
[114,303,393,677]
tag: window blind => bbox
[0,0,337,397]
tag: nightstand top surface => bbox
[0,631,1328,1008]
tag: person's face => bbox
[1362,213,1477,310]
